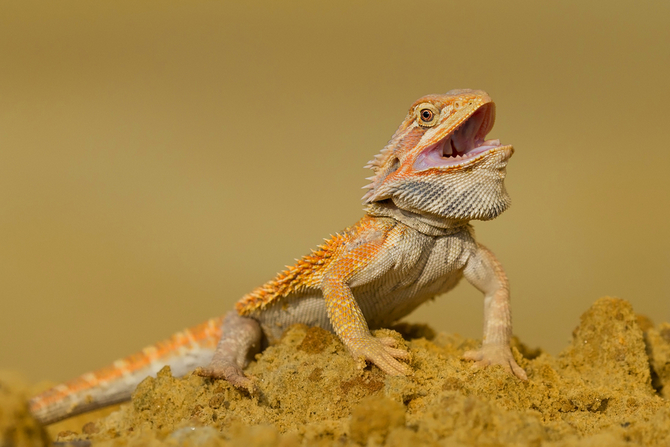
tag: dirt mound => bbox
[4,297,670,446]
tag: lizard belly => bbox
[255,293,332,343]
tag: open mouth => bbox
[413,104,505,170]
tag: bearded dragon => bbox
[29,89,526,425]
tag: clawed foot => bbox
[195,365,256,393]
[463,345,527,380]
[349,334,412,376]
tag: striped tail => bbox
[29,316,224,425]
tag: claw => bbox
[347,334,412,376]
[378,337,398,347]
[382,346,411,360]
[195,366,257,393]
[463,346,527,381]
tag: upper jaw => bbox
[413,103,511,170]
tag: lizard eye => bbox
[416,103,439,127]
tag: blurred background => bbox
[1,1,669,383]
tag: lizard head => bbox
[362,89,514,222]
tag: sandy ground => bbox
[2,297,669,446]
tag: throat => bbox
[365,200,469,237]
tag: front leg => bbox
[322,275,411,375]
[463,243,527,380]
[321,230,411,376]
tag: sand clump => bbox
[0,372,50,447]
[3,297,670,446]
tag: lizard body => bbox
[29,89,526,425]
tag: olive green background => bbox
[1,1,669,383]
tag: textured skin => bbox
[29,89,526,425]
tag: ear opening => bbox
[388,157,400,174]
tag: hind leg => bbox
[196,311,262,391]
